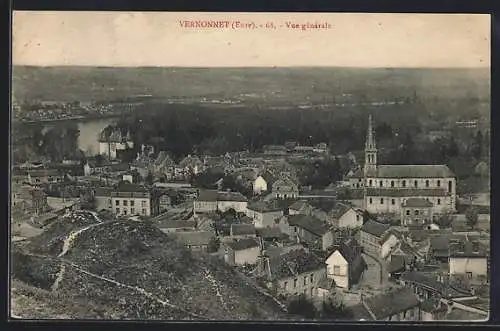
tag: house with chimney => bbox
[448,238,488,281]
[246,201,284,228]
[359,220,400,259]
[194,190,248,214]
[256,248,326,299]
[279,214,334,251]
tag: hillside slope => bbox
[11,215,286,320]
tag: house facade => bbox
[223,238,261,266]
[448,241,488,280]
[253,175,268,195]
[246,202,284,228]
[281,214,334,251]
[401,198,434,226]
[359,220,392,258]
[94,184,159,217]
[272,177,299,200]
[325,238,366,289]
[257,248,326,299]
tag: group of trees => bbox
[287,295,353,320]
[13,123,84,163]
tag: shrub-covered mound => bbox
[12,218,286,320]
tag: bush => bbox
[286,294,317,319]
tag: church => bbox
[348,115,456,225]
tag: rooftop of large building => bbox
[351,164,455,179]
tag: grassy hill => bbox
[11,214,287,320]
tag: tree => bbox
[287,295,318,319]
[465,206,479,230]
[472,130,484,160]
[320,298,353,320]
[145,171,154,185]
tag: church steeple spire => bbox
[364,115,378,176]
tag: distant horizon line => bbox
[12,65,490,70]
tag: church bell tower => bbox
[364,114,378,176]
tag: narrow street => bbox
[360,253,389,290]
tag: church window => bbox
[391,199,395,205]
[380,181,383,187]
[425,180,430,188]
[391,181,395,187]
[369,198,373,204]
[437,199,441,205]
[369,180,373,186]
[437,180,441,187]
[402,180,406,187]
[380,198,384,204]
[406,210,410,216]
[448,181,453,193]
[414,180,418,188]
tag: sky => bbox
[12,12,491,68]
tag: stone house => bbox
[246,201,284,228]
[223,238,261,266]
[256,248,326,300]
[279,214,334,251]
[348,287,421,321]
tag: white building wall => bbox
[253,176,268,194]
[325,251,349,289]
[449,257,488,278]
[337,209,363,228]
[217,201,248,213]
[381,234,400,260]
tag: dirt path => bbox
[201,267,227,310]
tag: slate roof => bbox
[226,238,260,251]
[273,177,298,190]
[267,248,325,281]
[352,165,455,179]
[400,271,446,294]
[361,220,390,238]
[287,214,331,236]
[288,200,312,212]
[256,227,286,239]
[338,238,363,263]
[217,191,248,202]
[351,288,420,320]
[388,255,406,273]
[173,231,214,246]
[197,190,219,202]
[27,169,63,177]
[403,198,434,208]
[247,201,282,213]
[230,223,256,236]
[366,188,448,197]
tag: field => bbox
[13,66,490,106]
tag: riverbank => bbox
[14,113,123,125]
